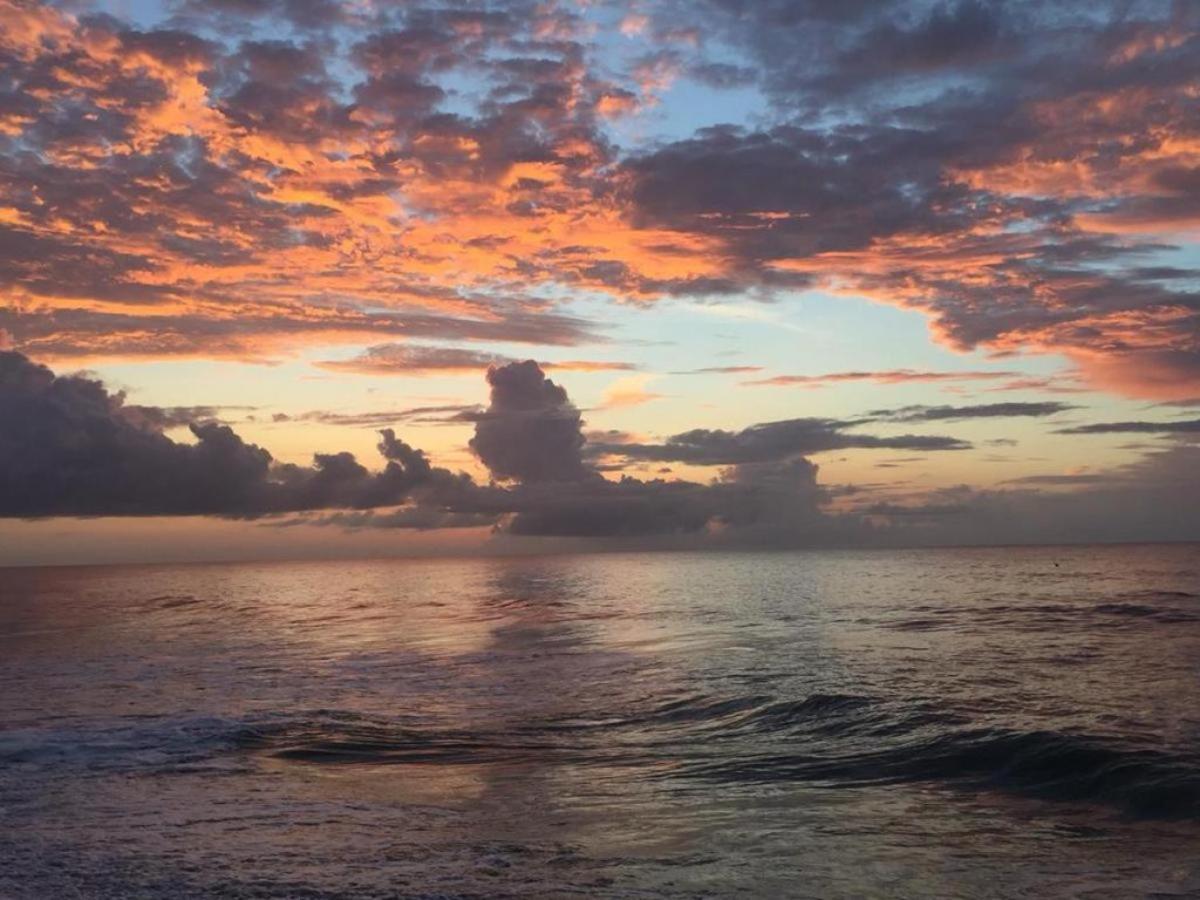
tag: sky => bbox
[1,0,1198,564]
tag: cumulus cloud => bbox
[4,352,1198,546]
[0,353,837,540]
[0,351,434,517]
[467,360,593,484]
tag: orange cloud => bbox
[1,0,1198,404]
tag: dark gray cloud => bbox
[6,352,1198,545]
[278,404,483,428]
[844,443,1200,547]
[468,360,593,483]
[119,404,254,431]
[0,352,834,538]
[470,360,597,487]
[0,351,435,517]
[174,0,347,29]
[590,417,970,466]
[1003,474,1110,486]
[1055,419,1200,435]
[871,402,1078,422]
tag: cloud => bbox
[119,404,255,431]
[982,375,1093,395]
[467,360,592,484]
[1055,419,1200,435]
[671,365,764,375]
[361,361,836,539]
[0,351,435,517]
[315,344,518,375]
[4,352,1198,546]
[313,343,637,376]
[0,305,601,364]
[598,374,663,409]
[0,0,1193,401]
[589,417,970,466]
[846,443,1200,546]
[611,1,1200,398]
[0,0,668,362]
[1002,474,1110,486]
[744,369,1022,388]
[870,402,1079,422]
[274,405,483,428]
[0,352,837,539]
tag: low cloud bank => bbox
[3,351,1197,547]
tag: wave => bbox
[685,725,1200,820]
[236,698,1200,820]
[885,592,1200,632]
[6,693,1198,821]
[0,716,254,773]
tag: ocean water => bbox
[1,545,1198,899]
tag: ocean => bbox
[1,545,1198,898]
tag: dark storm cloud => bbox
[590,418,970,466]
[296,459,830,541]
[499,456,828,540]
[870,402,1079,422]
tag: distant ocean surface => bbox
[2,545,1199,899]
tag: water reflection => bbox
[0,546,1198,897]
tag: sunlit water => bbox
[2,545,1199,898]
